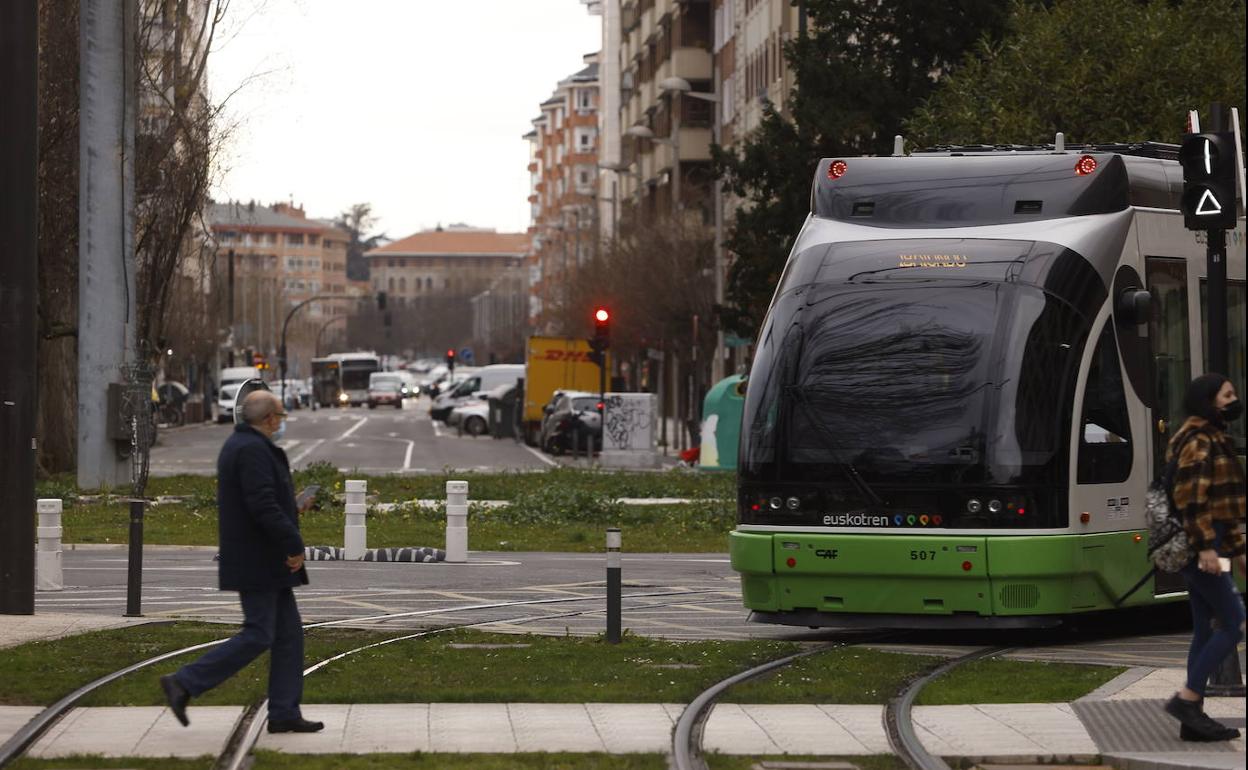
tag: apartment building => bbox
[715,0,801,146]
[362,225,528,357]
[208,201,355,373]
[524,55,601,333]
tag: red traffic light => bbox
[594,307,610,324]
[446,349,455,358]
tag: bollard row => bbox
[36,499,64,592]
[343,479,367,560]
[445,480,468,563]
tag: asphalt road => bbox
[150,398,560,476]
[37,547,1237,669]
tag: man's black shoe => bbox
[159,674,190,727]
[267,718,324,734]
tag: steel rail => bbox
[0,588,718,767]
[671,632,898,770]
[218,597,736,770]
[885,645,1010,770]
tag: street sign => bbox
[1179,132,1238,230]
[459,347,474,365]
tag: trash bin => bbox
[698,374,746,471]
[487,382,520,440]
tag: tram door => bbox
[1146,258,1191,595]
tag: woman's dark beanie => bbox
[1183,372,1230,424]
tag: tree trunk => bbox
[35,0,81,475]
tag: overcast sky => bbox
[207,0,600,239]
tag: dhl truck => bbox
[523,336,609,446]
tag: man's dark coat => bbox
[216,424,308,591]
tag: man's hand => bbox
[286,553,305,573]
[1197,548,1222,574]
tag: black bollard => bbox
[606,527,621,644]
[124,499,145,617]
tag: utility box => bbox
[487,382,520,439]
[699,375,746,472]
[600,392,658,468]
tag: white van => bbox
[429,364,523,422]
[217,366,261,423]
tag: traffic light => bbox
[1179,132,1239,231]
[590,306,611,355]
[446,348,456,374]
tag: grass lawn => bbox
[917,657,1126,705]
[0,623,1123,710]
[47,465,738,552]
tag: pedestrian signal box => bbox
[1179,132,1239,231]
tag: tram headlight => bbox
[768,497,783,511]
[785,496,801,511]
[987,499,1003,514]
[966,498,983,514]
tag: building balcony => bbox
[671,46,712,81]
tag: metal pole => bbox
[280,294,352,410]
[1207,228,1228,375]
[711,64,726,383]
[123,499,144,616]
[606,528,621,643]
[671,93,681,212]
[0,0,39,615]
[78,0,138,490]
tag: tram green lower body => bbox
[730,530,1182,620]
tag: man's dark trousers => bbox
[173,587,303,721]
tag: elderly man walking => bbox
[160,390,323,734]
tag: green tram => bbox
[730,143,1246,628]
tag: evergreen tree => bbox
[905,0,1246,147]
[714,0,1009,336]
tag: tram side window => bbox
[1077,320,1133,483]
[1200,280,1247,453]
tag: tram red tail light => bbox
[1075,155,1098,176]
[786,557,797,568]
[828,160,848,180]
[961,561,973,571]
[1080,512,1091,524]
[1133,534,1143,543]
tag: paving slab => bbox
[740,704,875,755]
[28,706,240,758]
[1073,699,1245,755]
[510,703,607,752]
[0,612,153,650]
[701,703,782,755]
[429,702,517,753]
[584,703,673,753]
[913,704,1051,756]
[815,705,892,754]
[1105,753,1248,770]
[971,703,1098,756]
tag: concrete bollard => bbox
[343,479,367,560]
[606,528,621,643]
[445,480,469,563]
[36,499,64,591]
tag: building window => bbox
[286,233,304,246]
[219,230,237,242]
[575,88,593,111]
[1077,320,1133,484]
[266,233,278,244]
[308,234,319,246]
[398,277,406,294]
[388,277,395,292]
[426,277,432,290]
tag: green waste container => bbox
[698,374,746,471]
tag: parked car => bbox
[539,391,602,455]
[397,371,420,398]
[430,364,522,422]
[216,365,260,423]
[367,372,405,409]
[448,400,491,436]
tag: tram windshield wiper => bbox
[782,384,886,508]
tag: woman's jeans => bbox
[1180,561,1246,696]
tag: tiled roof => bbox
[367,229,528,258]
[208,202,324,231]
[569,62,598,82]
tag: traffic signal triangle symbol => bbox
[1195,188,1223,217]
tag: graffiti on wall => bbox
[603,394,654,451]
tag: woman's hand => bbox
[1197,548,1222,574]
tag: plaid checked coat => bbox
[1167,416,1246,557]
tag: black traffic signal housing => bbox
[1179,132,1239,231]
[445,348,456,374]
[590,306,610,357]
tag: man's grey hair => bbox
[241,390,280,425]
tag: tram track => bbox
[0,588,722,768]
[669,638,1011,770]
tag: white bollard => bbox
[445,480,469,563]
[36,499,64,591]
[343,480,367,560]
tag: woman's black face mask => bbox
[1220,399,1244,423]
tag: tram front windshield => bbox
[740,238,1102,528]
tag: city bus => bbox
[731,142,1246,628]
[311,352,381,407]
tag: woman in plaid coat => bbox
[1163,373,1245,742]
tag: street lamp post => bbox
[279,294,354,408]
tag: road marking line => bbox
[403,439,415,470]
[278,439,301,450]
[432,420,445,438]
[339,417,368,440]
[522,444,558,467]
[290,439,325,467]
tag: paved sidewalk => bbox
[0,612,153,650]
[4,691,1241,762]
